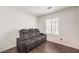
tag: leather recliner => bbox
[17,28,46,53]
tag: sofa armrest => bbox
[17,38,26,53]
[40,33,46,36]
[40,33,47,39]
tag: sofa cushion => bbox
[28,29,37,38]
[34,36,41,40]
[25,38,37,46]
[19,29,27,33]
[19,29,28,39]
[19,29,31,39]
[39,35,46,39]
[34,29,40,36]
[28,29,33,38]
[23,32,29,39]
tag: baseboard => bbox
[47,39,79,50]
[0,45,16,52]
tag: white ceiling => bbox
[15,6,72,16]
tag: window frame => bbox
[46,17,58,35]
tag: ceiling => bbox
[15,6,72,16]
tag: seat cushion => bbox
[25,38,36,46]
[25,38,38,50]
[34,35,46,40]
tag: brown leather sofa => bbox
[17,28,46,53]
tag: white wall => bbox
[38,7,79,49]
[0,7,38,52]
[77,7,79,38]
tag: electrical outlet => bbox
[60,38,63,40]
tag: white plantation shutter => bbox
[46,19,52,34]
[46,17,58,35]
[52,17,58,35]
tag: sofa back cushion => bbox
[28,29,36,38]
[19,29,29,39]
[28,29,40,38]
[34,29,40,36]
[19,29,40,39]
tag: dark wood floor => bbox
[2,41,79,53]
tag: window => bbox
[46,19,52,34]
[46,17,58,35]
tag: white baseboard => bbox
[0,45,16,52]
[47,39,79,50]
